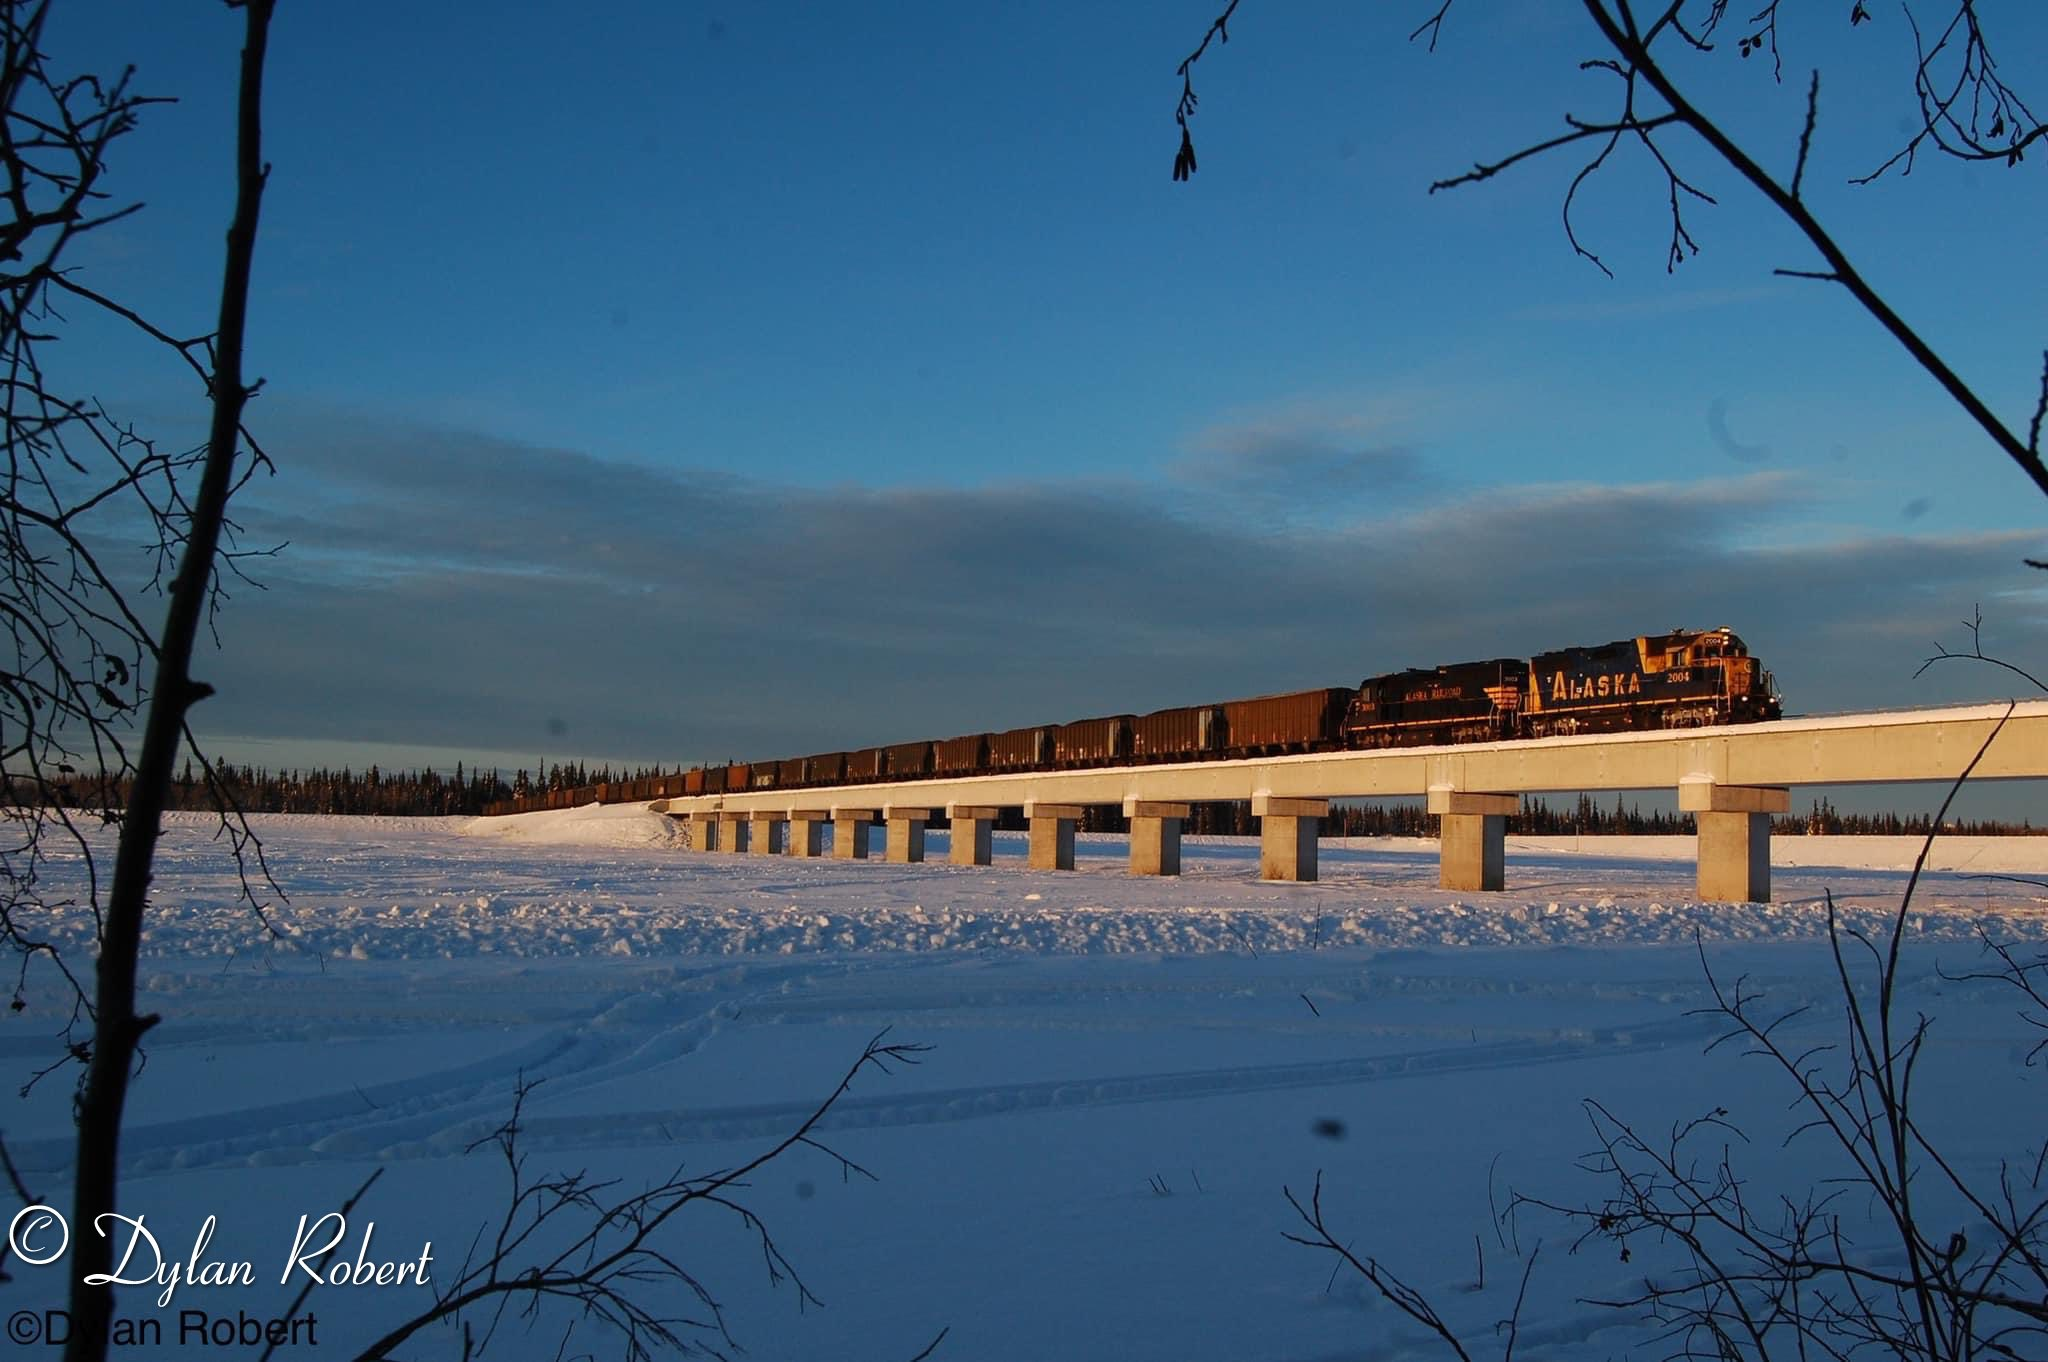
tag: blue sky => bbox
[44,3,2048,806]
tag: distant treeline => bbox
[140,760,664,817]
[1769,796,2035,838]
[1323,794,2032,839]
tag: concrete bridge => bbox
[649,700,2048,903]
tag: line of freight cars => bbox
[485,628,1778,816]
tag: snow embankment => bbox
[459,800,686,849]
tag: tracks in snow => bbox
[19,969,1726,1175]
[493,1010,1720,1156]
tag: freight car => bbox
[885,740,934,779]
[934,734,989,775]
[1223,687,1355,754]
[1054,716,1133,767]
[987,725,1049,771]
[484,626,1778,815]
[1131,705,1214,762]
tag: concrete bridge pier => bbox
[717,812,750,854]
[787,810,827,858]
[885,806,931,863]
[748,812,784,855]
[946,804,998,865]
[686,810,718,852]
[1025,801,1081,870]
[1124,798,1188,876]
[1428,789,1519,891]
[1254,794,1327,882]
[1682,781,1789,903]
[831,808,875,860]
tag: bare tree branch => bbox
[1914,605,2048,695]
[1855,1,2047,183]
[1172,0,1243,181]
[1169,1,2048,501]
[1411,1,1455,53]
[1579,0,2048,499]
[348,1033,937,1362]
[58,2,280,1356]
[1282,1170,1484,1362]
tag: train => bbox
[483,627,1778,814]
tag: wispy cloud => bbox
[195,406,2047,769]
[1509,284,1783,324]
[1172,397,1444,523]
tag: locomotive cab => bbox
[1658,628,1777,719]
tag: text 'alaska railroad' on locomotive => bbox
[487,627,1780,814]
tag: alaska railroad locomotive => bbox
[486,627,1780,814]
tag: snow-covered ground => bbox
[2,808,2043,1360]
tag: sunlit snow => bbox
[2,808,2041,1360]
